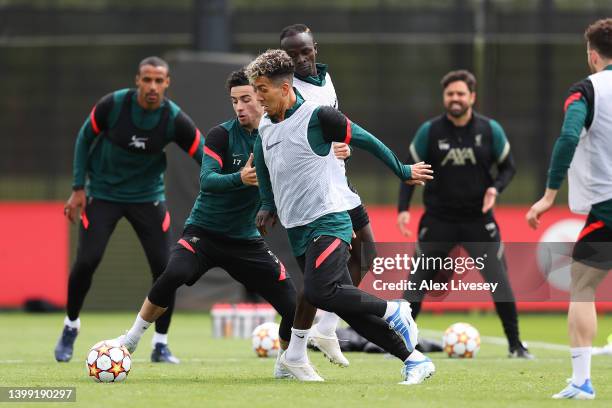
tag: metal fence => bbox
[2,0,610,203]
[2,0,610,309]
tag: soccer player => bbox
[279,24,376,367]
[55,56,204,364]
[526,18,612,400]
[117,69,310,380]
[247,49,436,385]
[397,70,532,359]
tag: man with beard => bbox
[397,70,532,359]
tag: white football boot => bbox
[116,334,138,354]
[552,379,595,400]
[279,352,324,382]
[274,351,295,379]
[399,352,436,385]
[307,324,349,367]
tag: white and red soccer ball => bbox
[86,339,131,383]
[443,322,481,358]
[251,322,281,358]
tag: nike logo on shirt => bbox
[266,141,282,150]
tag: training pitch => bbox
[1,312,611,407]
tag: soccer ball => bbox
[86,339,131,383]
[443,322,481,358]
[251,322,281,358]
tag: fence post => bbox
[193,0,231,52]
[535,0,554,197]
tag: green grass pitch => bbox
[1,312,611,407]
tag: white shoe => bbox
[592,343,612,356]
[552,379,595,399]
[385,300,419,352]
[399,356,435,385]
[274,351,295,379]
[116,334,138,354]
[279,353,324,382]
[308,324,349,367]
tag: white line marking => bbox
[419,329,569,351]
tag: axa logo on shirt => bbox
[129,135,148,150]
[441,147,477,166]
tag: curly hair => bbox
[225,69,249,92]
[585,18,612,59]
[245,49,294,85]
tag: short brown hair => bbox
[441,70,477,93]
[585,18,612,59]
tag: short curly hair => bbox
[225,69,249,92]
[245,49,294,85]
[585,18,612,59]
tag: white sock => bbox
[383,301,399,320]
[152,332,168,347]
[64,316,80,330]
[405,349,425,363]
[126,314,151,346]
[316,312,340,336]
[285,328,309,364]
[570,347,592,385]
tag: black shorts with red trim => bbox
[150,224,296,341]
[176,224,291,288]
[294,235,388,317]
[572,213,612,270]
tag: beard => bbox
[446,102,469,118]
